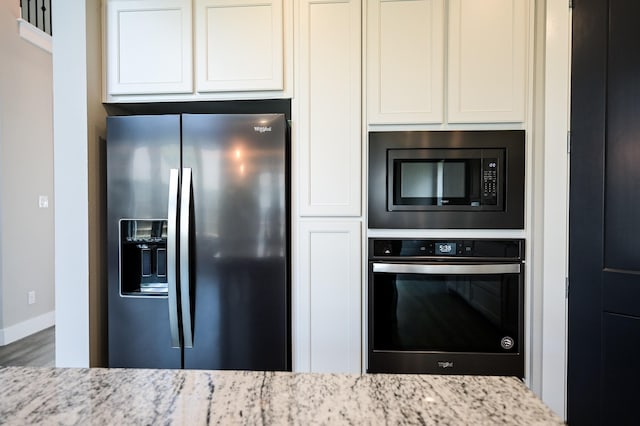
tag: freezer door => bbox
[181,114,290,371]
[107,115,182,368]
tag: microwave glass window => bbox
[400,161,466,200]
[394,159,479,206]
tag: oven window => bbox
[372,272,520,353]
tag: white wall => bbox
[527,0,546,399]
[541,0,571,418]
[0,0,55,345]
[52,0,106,367]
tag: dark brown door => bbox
[569,0,640,424]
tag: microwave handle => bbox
[372,263,521,275]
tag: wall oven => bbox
[368,130,525,229]
[368,238,524,377]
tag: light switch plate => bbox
[38,195,49,208]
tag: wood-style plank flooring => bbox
[0,327,55,367]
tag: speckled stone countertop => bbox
[0,366,563,425]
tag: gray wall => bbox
[0,1,54,344]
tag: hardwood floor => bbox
[0,327,55,367]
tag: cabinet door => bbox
[195,0,284,92]
[104,0,193,95]
[367,0,444,124]
[296,0,361,216]
[295,220,362,373]
[448,0,528,123]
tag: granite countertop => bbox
[0,366,563,425]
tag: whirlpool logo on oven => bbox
[437,361,454,369]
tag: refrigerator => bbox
[106,113,290,371]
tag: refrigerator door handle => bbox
[167,168,181,348]
[180,168,194,348]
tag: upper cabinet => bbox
[194,0,284,92]
[447,0,527,123]
[296,0,362,217]
[367,0,530,125]
[103,0,291,101]
[104,0,193,96]
[367,0,444,124]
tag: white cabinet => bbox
[366,0,529,125]
[194,0,284,92]
[296,0,361,217]
[367,0,444,124]
[293,0,363,374]
[447,0,528,123]
[295,220,361,373]
[104,0,193,95]
[103,0,291,100]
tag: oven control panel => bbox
[371,238,523,260]
[434,242,460,256]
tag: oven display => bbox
[435,242,456,255]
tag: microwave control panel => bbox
[482,158,498,205]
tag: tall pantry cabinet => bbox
[293,0,363,374]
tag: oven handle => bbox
[372,262,521,275]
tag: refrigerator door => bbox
[107,115,182,368]
[181,114,290,371]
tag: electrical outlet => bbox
[28,291,36,305]
[38,195,49,208]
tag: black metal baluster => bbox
[41,0,47,34]
[19,0,52,36]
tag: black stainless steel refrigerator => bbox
[106,114,290,371]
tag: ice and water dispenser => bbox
[119,219,168,296]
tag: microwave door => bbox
[368,130,524,229]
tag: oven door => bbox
[368,262,524,376]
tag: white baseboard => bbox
[0,311,55,346]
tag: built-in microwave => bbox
[368,130,525,229]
